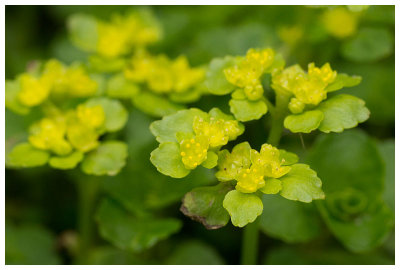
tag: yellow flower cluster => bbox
[16,60,98,108]
[179,114,242,170]
[224,48,275,100]
[321,7,358,39]
[125,52,205,94]
[216,142,291,193]
[272,63,337,114]
[97,12,161,58]
[28,104,105,156]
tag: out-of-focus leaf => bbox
[106,73,139,99]
[377,140,395,212]
[260,195,322,243]
[87,246,151,265]
[204,56,238,95]
[166,240,224,265]
[6,143,49,168]
[341,27,393,62]
[96,198,182,252]
[181,183,232,229]
[81,141,128,176]
[67,13,98,52]
[5,80,30,115]
[132,91,185,118]
[284,110,324,133]
[6,222,61,265]
[49,151,84,170]
[326,73,362,92]
[229,99,267,122]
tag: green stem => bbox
[241,217,260,265]
[267,91,291,146]
[75,176,99,264]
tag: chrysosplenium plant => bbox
[150,47,369,228]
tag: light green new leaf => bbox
[49,151,84,170]
[341,27,393,62]
[318,94,370,133]
[106,73,139,99]
[201,151,218,169]
[223,190,263,227]
[81,141,128,176]
[150,142,190,178]
[181,183,233,229]
[67,14,98,52]
[229,99,268,122]
[132,91,185,118]
[279,149,299,165]
[150,108,208,143]
[5,80,30,115]
[96,199,182,252]
[284,110,324,133]
[279,164,325,203]
[85,97,128,132]
[326,73,362,92]
[260,195,322,243]
[260,179,282,194]
[6,143,50,168]
[204,56,238,95]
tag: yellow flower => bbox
[180,135,209,169]
[236,165,265,193]
[171,56,205,93]
[76,104,105,129]
[271,64,304,93]
[322,7,358,39]
[65,66,98,97]
[251,144,291,179]
[97,22,129,58]
[18,73,51,107]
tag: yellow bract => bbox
[251,144,291,179]
[322,7,358,39]
[180,136,209,169]
[76,104,105,129]
[18,73,51,107]
[125,52,204,94]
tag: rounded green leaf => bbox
[6,143,49,168]
[132,91,185,118]
[204,56,238,95]
[150,142,190,178]
[96,199,182,252]
[260,179,282,194]
[341,27,393,62]
[5,80,30,115]
[85,97,128,132]
[81,141,128,176]
[229,99,268,122]
[201,151,218,169]
[317,94,370,133]
[279,164,325,203]
[284,110,324,133]
[326,73,362,92]
[223,190,263,227]
[67,14,98,52]
[260,195,322,243]
[49,151,84,170]
[150,108,208,143]
[106,73,139,99]
[279,149,299,166]
[180,183,232,229]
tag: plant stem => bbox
[75,176,99,264]
[267,91,291,146]
[241,217,260,265]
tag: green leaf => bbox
[279,164,325,203]
[49,151,84,170]
[169,84,204,104]
[132,91,185,118]
[81,141,128,176]
[150,108,208,143]
[223,190,263,227]
[260,179,282,194]
[279,149,299,166]
[264,53,286,73]
[106,73,139,99]
[229,99,268,122]
[378,140,395,212]
[180,183,232,229]
[5,80,30,115]
[96,199,182,252]
[85,97,128,132]
[317,94,370,133]
[284,110,324,133]
[166,240,224,265]
[67,13,98,52]
[204,56,238,95]
[87,246,149,265]
[89,55,126,73]
[6,143,50,168]
[326,73,362,92]
[201,151,218,169]
[150,142,190,178]
[6,222,61,265]
[341,27,393,62]
[308,130,393,252]
[260,195,322,243]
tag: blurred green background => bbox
[5,5,395,265]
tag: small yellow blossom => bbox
[18,73,51,107]
[251,144,291,179]
[236,165,265,193]
[97,22,129,58]
[65,66,98,97]
[180,135,209,169]
[76,104,105,129]
[322,7,358,39]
